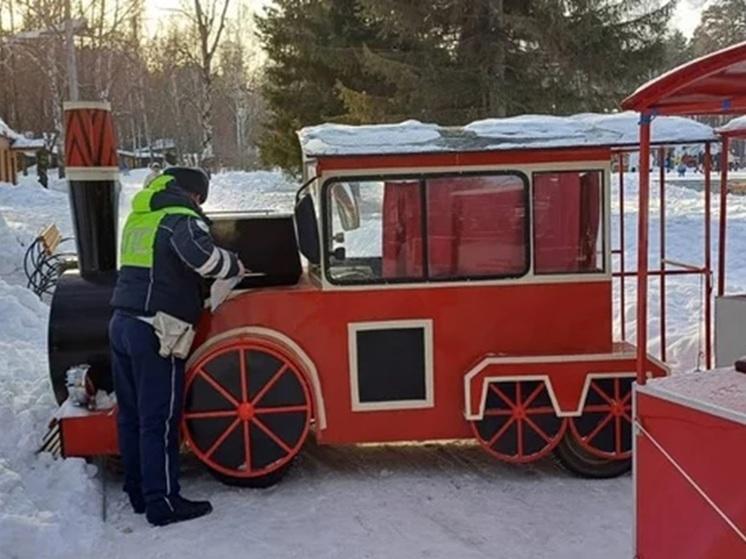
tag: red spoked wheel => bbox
[183,336,312,487]
[471,380,565,464]
[569,376,634,459]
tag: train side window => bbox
[425,174,529,279]
[327,179,425,283]
[533,170,604,275]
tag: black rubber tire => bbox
[207,459,294,488]
[553,433,631,479]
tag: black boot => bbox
[146,495,213,527]
[126,491,146,514]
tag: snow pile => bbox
[718,114,746,136]
[0,210,24,277]
[299,112,716,156]
[0,117,22,141]
[0,277,102,559]
[299,120,441,157]
[204,170,297,213]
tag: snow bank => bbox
[0,277,103,559]
[718,114,746,136]
[299,112,716,156]
[0,210,24,277]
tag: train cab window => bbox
[426,174,529,279]
[533,170,604,274]
[327,179,424,283]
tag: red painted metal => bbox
[63,104,118,168]
[659,147,667,362]
[621,40,746,115]
[568,377,634,459]
[471,380,567,464]
[195,279,615,445]
[618,155,626,341]
[704,143,713,369]
[315,147,612,172]
[59,410,118,457]
[635,390,746,557]
[636,117,652,385]
[719,135,730,297]
[183,337,312,478]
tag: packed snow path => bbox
[0,167,744,558]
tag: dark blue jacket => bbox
[111,175,241,325]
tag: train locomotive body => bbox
[52,111,692,485]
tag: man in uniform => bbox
[109,167,244,526]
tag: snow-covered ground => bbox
[0,166,744,559]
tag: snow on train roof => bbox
[298,112,717,157]
[718,115,746,136]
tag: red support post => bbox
[704,142,713,369]
[637,116,652,385]
[718,136,729,297]
[619,153,627,341]
[659,147,667,362]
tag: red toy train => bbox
[51,107,709,486]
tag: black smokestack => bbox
[63,102,119,278]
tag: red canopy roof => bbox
[622,41,746,115]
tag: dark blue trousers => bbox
[109,310,184,505]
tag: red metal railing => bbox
[613,145,716,373]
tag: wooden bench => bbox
[39,224,63,255]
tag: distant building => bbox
[0,117,47,184]
[118,138,177,169]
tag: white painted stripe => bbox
[196,246,221,275]
[65,167,119,181]
[63,100,111,111]
[164,356,176,498]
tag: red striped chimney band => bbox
[63,101,119,181]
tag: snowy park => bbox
[2,1,746,557]
[1,165,744,559]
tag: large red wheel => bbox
[471,379,566,464]
[183,336,312,487]
[568,376,634,459]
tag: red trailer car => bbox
[52,111,718,487]
[623,40,746,558]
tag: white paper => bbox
[210,276,242,311]
[209,273,267,312]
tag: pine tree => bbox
[257,0,675,171]
[255,0,385,171]
[691,0,746,56]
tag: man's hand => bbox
[237,259,248,277]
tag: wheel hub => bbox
[238,402,254,421]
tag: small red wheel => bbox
[568,376,634,460]
[471,379,566,464]
[183,336,312,487]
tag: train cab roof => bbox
[298,112,716,164]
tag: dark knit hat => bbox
[163,167,210,204]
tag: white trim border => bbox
[66,167,119,181]
[348,319,434,412]
[462,349,668,420]
[63,100,112,111]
